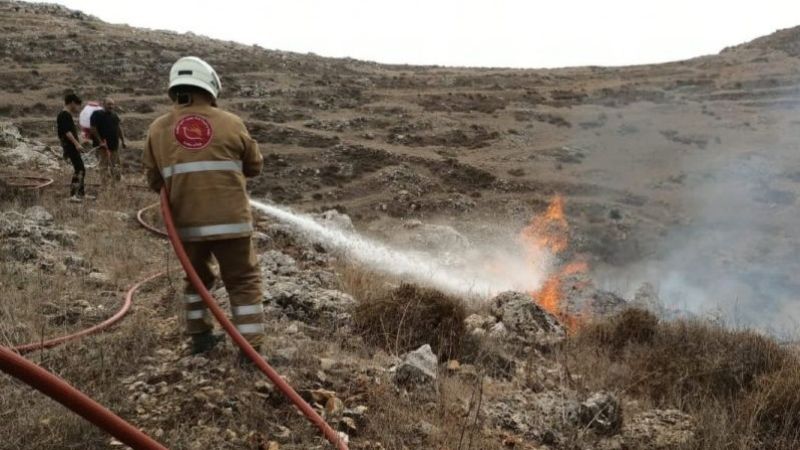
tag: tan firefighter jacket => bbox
[142,103,263,241]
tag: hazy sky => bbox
[51,0,800,68]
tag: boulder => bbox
[464,313,493,329]
[314,209,354,232]
[579,392,622,435]
[394,344,438,386]
[260,250,298,277]
[0,207,78,263]
[401,221,470,252]
[87,271,113,287]
[25,206,53,225]
[0,122,59,170]
[264,281,354,323]
[490,291,565,341]
[585,290,629,317]
[486,400,534,434]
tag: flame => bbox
[561,260,589,276]
[519,195,588,331]
[537,276,561,313]
[520,195,569,254]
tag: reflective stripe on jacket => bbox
[142,103,263,241]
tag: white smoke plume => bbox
[599,133,800,337]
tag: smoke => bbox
[600,141,800,337]
[249,200,552,299]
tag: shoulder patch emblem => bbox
[174,115,213,150]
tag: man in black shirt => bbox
[90,97,126,181]
[57,93,87,201]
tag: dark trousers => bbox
[98,147,121,181]
[64,147,85,197]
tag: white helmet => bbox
[169,56,222,99]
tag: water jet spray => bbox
[249,200,552,299]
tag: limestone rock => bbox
[464,313,496,332]
[0,122,59,170]
[394,344,438,386]
[260,250,298,277]
[314,209,354,232]
[401,221,470,252]
[579,392,622,435]
[490,291,565,341]
[25,206,53,225]
[265,281,354,323]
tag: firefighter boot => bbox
[237,345,264,370]
[191,331,223,354]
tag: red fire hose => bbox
[0,166,168,448]
[136,202,167,237]
[0,347,169,450]
[158,188,348,450]
[2,186,347,449]
[11,273,164,353]
[0,175,54,189]
[0,273,170,449]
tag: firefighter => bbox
[142,56,265,356]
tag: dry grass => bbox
[741,364,800,447]
[9,180,799,450]
[0,177,168,346]
[0,178,178,449]
[352,281,468,360]
[565,308,800,450]
[338,263,513,449]
[0,281,174,449]
[359,374,506,450]
[581,307,659,351]
[339,262,471,359]
[1,179,374,450]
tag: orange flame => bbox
[520,195,587,332]
[520,195,569,254]
[537,276,561,313]
[561,260,589,276]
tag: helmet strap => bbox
[176,92,193,106]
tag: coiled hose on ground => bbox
[0,174,54,190]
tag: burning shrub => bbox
[353,283,467,359]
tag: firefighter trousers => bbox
[182,237,264,348]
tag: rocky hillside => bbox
[2,4,798,306]
[2,2,800,449]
